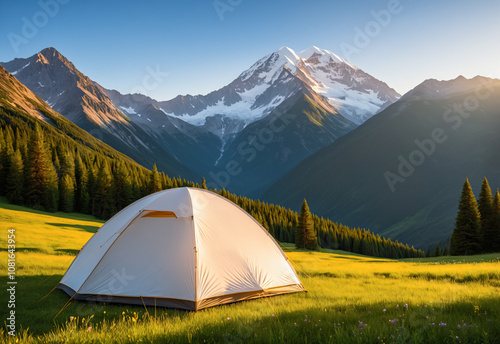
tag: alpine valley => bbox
[2,46,498,250]
[1,46,399,196]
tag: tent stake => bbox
[140,296,150,317]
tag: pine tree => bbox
[93,161,115,219]
[450,179,482,255]
[478,177,494,252]
[6,148,24,204]
[201,177,207,190]
[295,203,305,249]
[44,152,59,212]
[149,163,162,194]
[352,235,361,253]
[59,173,75,212]
[58,150,75,179]
[25,125,57,210]
[58,151,75,212]
[433,243,441,257]
[74,153,89,213]
[442,244,448,256]
[296,199,317,250]
[114,162,133,211]
[52,148,61,174]
[426,248,431,258]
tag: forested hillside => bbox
[0,108,424,259]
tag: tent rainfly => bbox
[58,187,305,310]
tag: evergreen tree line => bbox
[0,123,198,217]
[424,242,449,258]
[450,177,500,255]
[0,120,425,259]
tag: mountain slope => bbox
[0,64,141,164]
[211,91,357,196]
[103,89,222,175]
[262,76,500,249]
[1,48,197,179]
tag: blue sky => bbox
[1,0,499,100]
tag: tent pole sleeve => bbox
[194,245,198,311]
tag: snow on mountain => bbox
[120,106,137,115]
[231,45,400,124]
[172,46,400,127]
[160,85,281,126]
[107,46,399,137]
[10,62,30,75]
[296,46,399,124]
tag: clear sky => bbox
[1,0,499,101]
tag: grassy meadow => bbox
[0,197,499,343]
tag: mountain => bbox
[2,46,400,197]
[106,46,400,139]
[211,91,356,196]
[103,89,222,176]
[103,46,398,195]
[0,64,140,164]
[262,76,500,249]
[0,47,197,179]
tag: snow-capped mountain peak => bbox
[275,46,301,69]
[233,46,400,125]
[104,46,400,137]
[298,46,355,68]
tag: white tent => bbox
[58,187,304,310]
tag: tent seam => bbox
[187,189,199,311]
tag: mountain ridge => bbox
[104,45,400,138]
[1,47,199,180]
[2,46,400,198]
[262,75,500,249]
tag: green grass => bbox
[1,199,499,343]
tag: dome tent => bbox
[58,187,305,310]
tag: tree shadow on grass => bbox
[55,248,80,255]
[0,247,50,253]
[0,248,79,256]
[46,222,100,233]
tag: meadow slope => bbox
[0,198,499,343]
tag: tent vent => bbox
[142,211,177,218]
